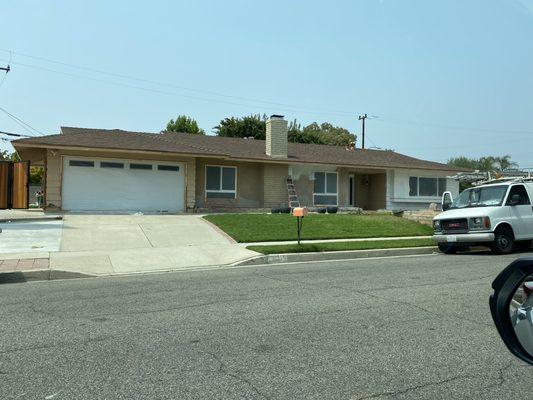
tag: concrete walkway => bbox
[240,235,433,247]
[0,214,258,277]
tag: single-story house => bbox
[12,115,465,213]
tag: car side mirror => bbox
[490,258,533,365]
[441,191,453,211]
[509,194,521,206]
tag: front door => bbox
[349,174,355,206]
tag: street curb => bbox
[0,216,63,224]
[234,246,438,266]
[0,269,94,284]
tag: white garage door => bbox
[61,157,185,212]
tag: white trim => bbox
[205,165,237,199]
[313,171,338,206]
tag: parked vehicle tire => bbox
[438,243,459,254]
[514,240,532,252]
[326,206,338,214]
[491,226,514,254]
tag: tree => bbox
[166,115,205,135]
[214,114,267,140]
[0,150,20,161]
[495,155,517,171]
[213,115,356,146]
[447,155,518,172]
[300,122,355,146]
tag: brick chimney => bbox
[266,114,288,158]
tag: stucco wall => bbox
[44,149,196,210]
[195,158,265,209]
[386,169,460,211]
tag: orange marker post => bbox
[292,207,308,244]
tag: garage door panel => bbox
[62,157,185,212]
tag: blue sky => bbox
[1,0,533,166]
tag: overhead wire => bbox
[0,106,45,136]
[0,50,12,90]
[0,48,360,117]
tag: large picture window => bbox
[409,177,446,197]
[205,166,237,199]
[314,172,338,205]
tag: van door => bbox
[506,184,533,239]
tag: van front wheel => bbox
[491,227,514,254]
[438,243,459,254]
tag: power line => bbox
[0,106,45,136]
[0,48,360,117]
[0,130,32,138]
[0,50,11,90]
[373,116,533,136]
[2,58,365,119]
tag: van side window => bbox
[506,185,531,205]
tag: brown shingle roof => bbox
[12,126,466,172]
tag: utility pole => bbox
[358,113,367,149]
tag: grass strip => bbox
[246,238,436,255]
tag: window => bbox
[506,185,531,205]
[205,166,236,199]
[69,160,94,167]
[158,165,180,172]
[313,172,337,205]
[409,177,447,197]
[100,162,124,169]
[130,163,152,170]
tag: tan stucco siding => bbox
[44,149,196,210]
[195,158,264,209]
[263,164,289,208]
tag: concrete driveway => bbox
[0,213,257,275]
[52,214,257,275]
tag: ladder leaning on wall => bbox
[286,176,301,209]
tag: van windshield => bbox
[450,185,508,209]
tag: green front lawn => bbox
[203,213,433,243]
[247,238,436,255]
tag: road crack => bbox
[200,350,271,399]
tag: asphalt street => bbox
[1,251,532,399]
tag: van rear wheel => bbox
[491,227,514,254]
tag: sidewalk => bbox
[239,235,433,247]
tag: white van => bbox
[432,179,533,254]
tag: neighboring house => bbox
[12,115,465,213]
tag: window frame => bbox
[69,160,95,168]
[205,165,237,199]
[157,165,180,172]
[505,184,531,206]
[409,176,447,197]
[313,171,338,206]
[100,161,124,169]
